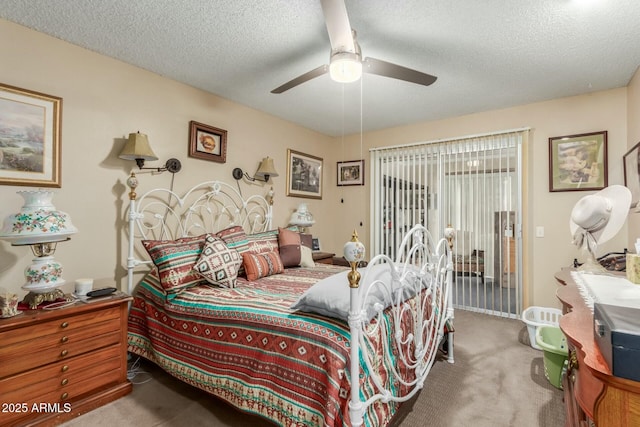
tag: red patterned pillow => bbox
[142,235,207,296]
[242,251,284,281]
[278,227,301,267]
[194,235,242,288]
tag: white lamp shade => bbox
[0,191,77,245]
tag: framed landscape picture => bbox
[286,149,323,199]
[337,159,364,186]
[548,131,607,192]
[0,83,62,187]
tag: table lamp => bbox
[0,190,77,308]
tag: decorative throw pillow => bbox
[216,225,249,254]
[194,235,242,288]
[246,229,279,254]
[142,234,208,296]
[278,227,302,267]
[300,233,313,249]
[242,251,284,281]
[299,245,315,268]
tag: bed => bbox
[124,173,454,427]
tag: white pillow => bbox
[291,263,428,321]
[300,245,315,267]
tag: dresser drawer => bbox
[1,364,124,426]
[1,344,123,401]
[0,308,121,377]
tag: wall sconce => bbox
[233,157,279,182]
[119,131,182,173]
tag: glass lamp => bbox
[0,190,77,308]
[288,203,315,232]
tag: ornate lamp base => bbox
[22,289,67,309]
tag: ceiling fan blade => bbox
[320,0,355,53]
[271,64,329,94]
[363,57,437,87]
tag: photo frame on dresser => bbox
[0,83,62,187]
[548,131,608,192]
[188,120,227,163]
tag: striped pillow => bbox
[242,251,284,281]
[246,229,279,254]
[142,234,208,297]
[216,226,249,254]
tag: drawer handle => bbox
[61,392,68,401]
[60,321,69,329]
[60,349,68,358]
[568,349,579,371]
[61,336,69,343]
[61,365,69,372]
[61,378,68,386]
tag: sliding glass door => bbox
[370,130,524,317]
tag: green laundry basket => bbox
[535,325,569,389]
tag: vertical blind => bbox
[370,129,526,317]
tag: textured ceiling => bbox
[1,0,640,137]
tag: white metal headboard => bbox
[124,172,273,294]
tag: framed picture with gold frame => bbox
[286,149,323,199]
[0,83,62,187]
[548,131,607,192]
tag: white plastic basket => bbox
[521,306,563,350]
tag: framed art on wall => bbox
[548,130,608,192]
[286,149,323,199]
[0,83,62,187]
[337,159,364,186]
[188,120,227,163]
[624,141,640,209]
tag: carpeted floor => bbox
[62,309,565,427]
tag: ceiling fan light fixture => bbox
[329,52,362,83]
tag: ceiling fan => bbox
[271,0,437,94]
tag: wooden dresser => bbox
[555,270,640,427]
[0,294,132,426]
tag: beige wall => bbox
[0,18,637,311]
[0,19,333,296]
[331,88,629,309]
[626,67,640,247]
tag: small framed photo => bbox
[0,83,62,187]
[189,120,227,163]
[337,159,364,186]
[548,131,608,192]
[624,141,640,209]
[286,149,323,199]
[312,238,320,251]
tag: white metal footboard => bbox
[124,172,273,294]
[345,224,453,427]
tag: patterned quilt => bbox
[128,264,425,426]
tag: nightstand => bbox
[312,251,335,264]
[0,294,132,426]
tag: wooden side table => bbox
[312,251,335,265]
[0,293,132,426]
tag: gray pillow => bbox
[291,263,427,322]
